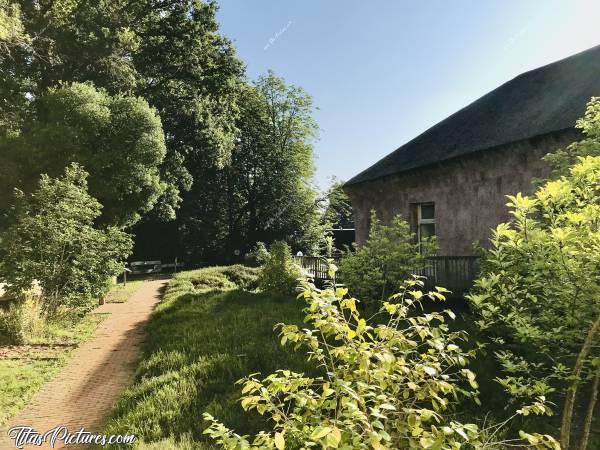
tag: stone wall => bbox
[345,130,579,256]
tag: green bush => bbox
[244,242,270,267]
[468,155,600,449]
[339,211,436,307]
[205,275,559,449]
[0,164,132,315]
[258,241,302,296]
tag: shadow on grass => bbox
[103,286,314,449]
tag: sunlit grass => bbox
[0,359,63,425]
[102,266,313,449]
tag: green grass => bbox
[102,265,313,449]
[106,280,148,303]
[0,359,63,425]
[0,312,104,426]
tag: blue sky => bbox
[216,0,600,190]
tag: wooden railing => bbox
[418,256,480,294]
[293,255,480,296]
[293,256,332,282]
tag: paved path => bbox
[0,280,166,450]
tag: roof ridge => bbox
[346,44,600,187]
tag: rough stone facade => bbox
[345,130,579,256]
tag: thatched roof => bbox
[346,45,600,186]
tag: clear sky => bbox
[216,0,600,190]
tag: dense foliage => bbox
[468,155,600,449]
[544,97,600,178]
[1,0,243,223]
[0,2,324,264]
[205,274,559,449]
[323,177,354,230]
[179,73,323,262]
[339,211,436,306]
[0,83,167,227]
[245,242,270,267]
[0,164,132,313]
[258,241,303,296]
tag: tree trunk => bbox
[579,366,600,450]
[561,316,600,450]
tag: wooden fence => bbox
[293,255,480,296]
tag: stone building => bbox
[345,45,600,256]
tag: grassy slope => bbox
[103,266,313,449]
[0,282,145,426]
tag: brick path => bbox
[0,280,166,450]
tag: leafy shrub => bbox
[258,241,302,296]
[0,291,46,344]
[220,265,262,290]
[339,211,436,306]
[205,274,559,449]
[468,155,600,449]
[0,164,132,315]
[244,242,270,267]
[543,97,600,179]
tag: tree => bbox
[2,0,244,220]
[468,156,600,449]
[0,82,168,228]
[339,211,436,306]
[323,177,354,229]
[0,1,28,62]
[179,73,323,262]
[0,164,132,314]
[205,275,559,449]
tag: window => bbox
[417,203,435,243]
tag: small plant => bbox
[244,242,270,267]
[0,290,46,344]
[258,241,302,296]
[339,211,436,307]
[204,273,559,449]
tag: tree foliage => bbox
[468,155,600,449]
[258,241,302,296]
[323,177,354,230]
[1,0,244,221]
[0,164,132,314]
[179,72,323,262]
[340,211,436,306]
[205,276,558,449]
[544,97,600,179]
[0,82,167,227]
[0,1,28,59]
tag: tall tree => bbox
[0,83,167,228]
[179,73,323,262]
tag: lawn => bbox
[102,266,314,449]
[0,281,147,426]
